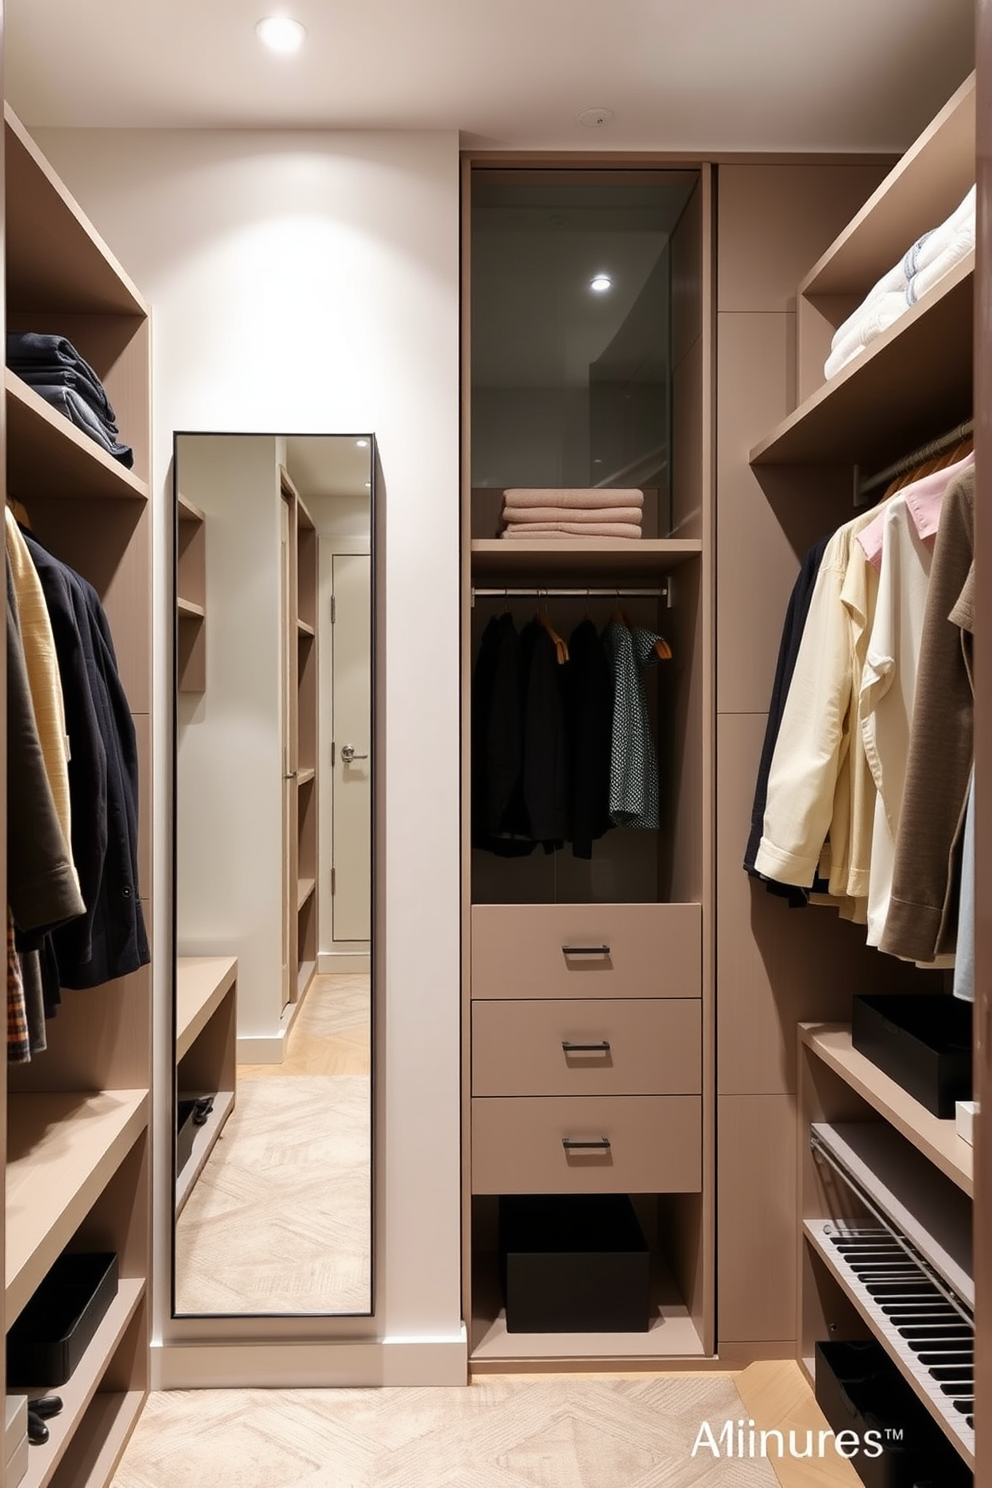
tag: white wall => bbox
[37,126,464,1379]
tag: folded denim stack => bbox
[824,185,975,381]
[499,487,643,539]
[7,332,135,468]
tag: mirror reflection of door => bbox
[173,432,375,1318]
[332,554,371,945]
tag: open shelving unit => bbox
[176,492,206,694]
[175,957,238,1216]
[4,103,153,1487]
[294,493,319,1001]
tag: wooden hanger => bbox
[6,497,31,530]
[535,603,568,664]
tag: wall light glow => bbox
[256,16,307,53]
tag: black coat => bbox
[24,532,149,989]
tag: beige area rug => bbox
[112,1377,781,1488]
[174,1075,371,1314]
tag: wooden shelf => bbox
[800,1025,973,1196]
[297,767,316,786]
[801,74,975,298]
[470,1252,705,1365]
[298,617,316,638]
[17,1279,144,1488]
[5,106,148,317]
[6,1093,148,1323]
[177,492,205,525]
[6,371,149,504]
[297,877,316,911]
[176,956,238,1062]
[805,1219,974,1467]
[177,597,205,621]
[47,1389,147,1488]
[752,255,973,468]
[175,1090,236,1218]
[471,537,702,584]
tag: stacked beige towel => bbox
[500,487,643,540]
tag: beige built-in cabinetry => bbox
[746,77,976,1476]
[462,167,715,1365]
[3,107,154,1485]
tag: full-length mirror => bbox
[172,432,375,1316]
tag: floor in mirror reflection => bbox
[174,974,372,1314]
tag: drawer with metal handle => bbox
[472,998,701,1096]
[471,902,701,1001]
[471,1094,701,1194]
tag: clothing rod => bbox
[855,417,973,503]
[471,586,667,599]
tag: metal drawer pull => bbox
[561,1040,611,1053]
[562,1137,611,1151]
[561,944,610,956]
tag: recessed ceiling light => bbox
[364,481,371,488]
[578,107,614,128]
[589,274,612,293]
[256,16,307,53]
[356,438,369,448]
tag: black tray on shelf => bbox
[815,1339,971,1487]
[498,1193,649,1333]
[7,1251,119,1388]
[852,994,972,1119]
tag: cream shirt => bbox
[754,506,880,894]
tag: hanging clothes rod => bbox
[855,417,973,504]
[472,584,669,606]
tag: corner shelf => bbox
[6,371,149,504]
[6,1092,148,1322]
[799,1024,972,1196]
[175,958,237,1214]
[750,253,973,468]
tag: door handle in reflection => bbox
[340,744,369,763]
[283,771,298,779]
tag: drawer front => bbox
[471,902,701,1001]
[471,1095,701,1194]
[472,999,701,1096]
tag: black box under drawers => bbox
[852,994,972,1118]
[815,1340,971,1488]
[498,1194,649,1333]
[7,1252,119,1388]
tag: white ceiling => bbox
[6,0,975,153]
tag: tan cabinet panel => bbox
[471,903,701,1002]
[472,999,701,1097]
[717,1094,798,1344]
[471,1095,701,1195]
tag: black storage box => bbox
[176,1099,198,1176]
[7,1252,119,1387]
[815,1341,971,1488]
[852,994,972,1118]
[498,1194,649,1333]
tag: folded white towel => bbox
[824,290,911,380]
[501,520,642,540]
[909,227,974,303]
[502,487,644,510]
[825,184,976,381]
[501,505,643,526]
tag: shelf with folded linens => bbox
[6,371,148,503]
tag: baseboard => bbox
[235,994,308,1063]
[152,1332,468,1388]
[717,1341,798,1365]
[318,951,371,974]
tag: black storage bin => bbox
[498,1194,649,1333]
[815,1340,971,1488]
[852,994,972,1118]
[176,1099,198,1176]
[7,1252,119,1387]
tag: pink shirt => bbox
[857,450,974,568]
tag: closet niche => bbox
[172,432,378,1317]
[464,166,714,1363]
